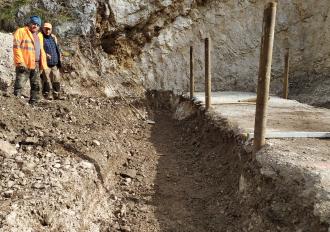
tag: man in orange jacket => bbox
[13,15,48,104]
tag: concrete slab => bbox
[190,91,330,135]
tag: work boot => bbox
[14,90,21,97]
[53,82,65,100]
[14,90,25,99]
[28,99,37,105]
[53,92,65,100]
[29,90,39,105]
[42,81,51,96]
[43,92,53,100]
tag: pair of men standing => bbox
[13,16,62,104]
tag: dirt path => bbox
[113,110,243,232]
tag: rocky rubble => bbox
[0,88,329,231]
[0,94,150,231]
[0,146,109,231]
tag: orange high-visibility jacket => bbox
[13,26,48,70]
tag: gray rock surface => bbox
[134,0,330,106]
[1,0,329,106]
[0,32,15,92]
[0,139,17,156]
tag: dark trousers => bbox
[14,64,40,102]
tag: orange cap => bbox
[43,22,52,29]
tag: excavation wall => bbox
[1,0,329,105]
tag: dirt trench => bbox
[0,91,328,231]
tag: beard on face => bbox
[29,24,39,33]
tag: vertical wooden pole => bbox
[253,2,277,155]
[190,46,195,99]
[205,38,211,110]
[282,48,290,99]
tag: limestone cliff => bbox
[0,0,329,106]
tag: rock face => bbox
[99,0,330,105]
[0,32,15,92]
[0,0,329,106]
[134,0,330,106]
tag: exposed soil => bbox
[0,91,328,231]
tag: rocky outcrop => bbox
[133,0,330,106]
[97,0,330,105]
[0,0,329,105]
[0,32,15,92]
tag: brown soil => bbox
[0,91,328,231]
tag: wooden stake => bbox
[283,48,290,99]
[205,38,211,110]
[253,2,277,155]
[190,46,195,99]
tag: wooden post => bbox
[190,46,195,99]
[205,38,211,110]
[282,48,290,99]
[253,2,277,155]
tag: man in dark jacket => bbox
[41,22,63,100]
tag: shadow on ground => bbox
[145,94,329,231]
[148,111,243,232]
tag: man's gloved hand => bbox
[17,65,27,73]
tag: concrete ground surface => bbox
[192,91,330,134]
[191,91,330,224]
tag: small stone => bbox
[120,169,137,179]
[20,179,27,186]
[3,190,14,198]
[92,140,101,146]
[111,222,120,230]
[120,225,131,232]
[7,181,15,188]
[63,159,71,165]
[22,162,36,173]
[125,178,132,185]
[79,161,94,169]
[120,204,127,217]
[0,139,17,157]
[25,137,39,144]
[6,212,17,226]
[51,182,62,188]
[239,174,246,193]
[46,152,52,158]
[54,163,61,168]
[15,156,23,163]
[40,212,52,226]
[146,120,155,125]
[33,183,44,189]
[18,172,25,178]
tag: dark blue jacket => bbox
[42,33,61,68]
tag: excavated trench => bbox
[0,91,328,231]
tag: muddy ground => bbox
[0,91,328,231]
